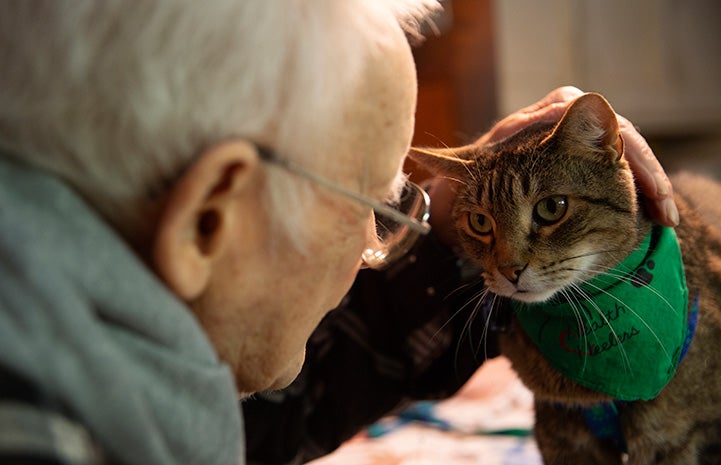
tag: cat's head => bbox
[411,93,648,303]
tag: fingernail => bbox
[654,172,669,197]
[665,199,680,226]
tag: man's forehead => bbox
[337,40,416,185]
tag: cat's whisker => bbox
[439,175,471,188]
[430,284,486,344]
[595,271,673,306]
[436,283,491,363]
[446,278,483,300]
[560,286,591,374]
[444,286,506,364]
[475,291,499,361]
[554,248,627,266]
[583,241,658,269]
[581,280,674,366]
[463,291,485,350]
[424,135,453,151]
[571,266,678,315]
[534,249,627,283]
[453,288,491,369]
[569,282,634,375]
[566,283,608,372]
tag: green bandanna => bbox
[512,226,690,401]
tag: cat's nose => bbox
[499,263,528,284]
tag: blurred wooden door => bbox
[408,0,497,180]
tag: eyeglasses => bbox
[257,146,431,270]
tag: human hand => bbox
[475,86,586,145]
[616,114,679,227]
[423,86,679,247]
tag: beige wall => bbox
[494,0,721,136]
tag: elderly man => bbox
[0,1,676,465]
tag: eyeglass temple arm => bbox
[258,147,431,235]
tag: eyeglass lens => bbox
[361,181,430,270]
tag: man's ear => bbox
[152,140,260,301]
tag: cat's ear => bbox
[408,145,476,178]
[544,92,624,161]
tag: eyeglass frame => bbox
[256,146,431,237]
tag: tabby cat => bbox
[410,93,721,464]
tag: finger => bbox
[618,115,679,226]
[618,116,672,200]
[480,87,586,145]
[480,101,572,144]
[643,196,680,228]
[523,86,584,113]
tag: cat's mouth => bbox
[487,270,562,303]
[510,288,558,303]
[489,279,559,303]
[487,285,559,303]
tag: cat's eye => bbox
[534,195,568,225]
[468,213,493,235]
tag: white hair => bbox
[0,0,440,246]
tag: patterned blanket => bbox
[309,357,541,465]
